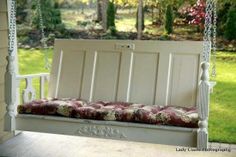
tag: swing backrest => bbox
[49,39,203,107]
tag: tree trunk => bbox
[89,0,93,8]
[137,0,143,39]
[97,0,102,22]
[26,0,32,26]
[101,0,108,31]
[151,5,154,24]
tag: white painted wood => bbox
[89,51,98,101]
[22,77,36,103]
[129,52,159,104]
[12,40,206,148]
[17,73,50,103]
[16,114,198,147]
[126,52,134,102]
[40,76,45,99]
[4,56,16,131]
[197,62,210,149]
[168,54,200,107]
[209,81,216,93]
[49,40,203,107]
[4,0,19,132]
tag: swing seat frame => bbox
[7,39,210,149]
[4,0,218,151]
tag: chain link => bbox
[203,0,213,62]
[8,0,17,56]
[211,0,217,77]
[36,0,51,69]
[203,0,217,78]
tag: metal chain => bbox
[203,0,213,63]
[36,0,51,69]
[211,0,217,77]
[8,0,17,56]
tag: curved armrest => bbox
[16,73,50,103]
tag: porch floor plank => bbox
[0,132,235,157]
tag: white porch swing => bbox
[4,0,217,149]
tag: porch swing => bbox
[5,0,217,149]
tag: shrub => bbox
[106,0,116,29]
[165,5,174,34]
[16,0,28,24]
[109,26,117,36]
[179,0,205,32]
[32,0,65,32]
[224,7,236,41]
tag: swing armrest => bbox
[209,81,216,93]
[16,73,50,103]
[17,73,50,80]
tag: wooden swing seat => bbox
[9,39,210,149]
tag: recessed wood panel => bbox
[168,54,199,107]
[92,51,121,101]
[129,53,159,105]
[57,51,85,98]
[50,40,203,108]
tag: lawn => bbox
[18,49,236,144]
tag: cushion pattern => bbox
[18,98,198,128]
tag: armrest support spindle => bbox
[197,62,210,149]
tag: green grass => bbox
[18,49,52,103]
[18,49,52,75]
[209,52,236,144]
[18,49,236,144]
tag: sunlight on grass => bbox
[209,52,236,143]
[18,49,53,103]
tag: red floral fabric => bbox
[18,98,198,128]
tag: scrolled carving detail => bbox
[75,126,127,139]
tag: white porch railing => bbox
[16,73,50,104]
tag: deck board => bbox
[0,132,235,157]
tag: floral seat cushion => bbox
[18,98,198,128]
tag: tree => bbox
[33,0,64,32]
[16,0,28,24]
[165,5,173,34]
[135,6,144,31]
[224,7,236,40]
[217,1,236,37]
[97,0,103,22]
[137,0,143,39]
[102,0,109,30]
[107,0,116,29]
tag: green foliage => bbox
[135,7,145,31]
[165,5,173,34]
[107,0,116,29]
[109,26,117,36]
[33,0,64,32]
[16,0,28,24]
[224,7,236,41]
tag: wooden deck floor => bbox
[0,132,235,157]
